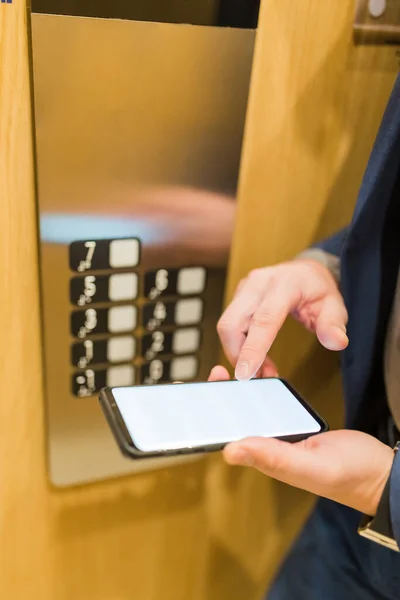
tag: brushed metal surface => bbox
[31,13,255,486]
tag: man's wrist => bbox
[358,442,400,552]
[295,249,341,284]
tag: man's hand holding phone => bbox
[214,259,393,517]
[209,364,392,517]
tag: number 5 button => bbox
[70,273,138,306]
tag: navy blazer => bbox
[315,76,400,544]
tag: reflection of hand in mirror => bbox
[121,186,236,268]
[48,184,236,269]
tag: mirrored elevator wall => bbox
[30,1,258,486]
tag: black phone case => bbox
[99,379,329,461]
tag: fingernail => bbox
[330,327,349,350]
[235,361,249,380]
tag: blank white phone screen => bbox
[112,378,322,452]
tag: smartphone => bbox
[99,378,328,459]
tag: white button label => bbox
[107,336,136,363]
[172,328,201,354]
[109,239,140,268]
[108,305,137,333]
[108,273,138,302]
[107,365,135,387]
[177,267,206,295]
[175,298,203,326]
[170,356,198,380]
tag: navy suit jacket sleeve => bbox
[307,227,400,545]
[304,74,400,548]
[312,227,348,258]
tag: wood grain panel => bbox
[0,3,210,599]
[0,1,397,599]
[0,1,50,597]
[207,1,398,596]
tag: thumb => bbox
[223,437,317,486]
[315,294,348,351]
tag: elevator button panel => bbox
[69,239,208,398]
[32,11,254,484]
